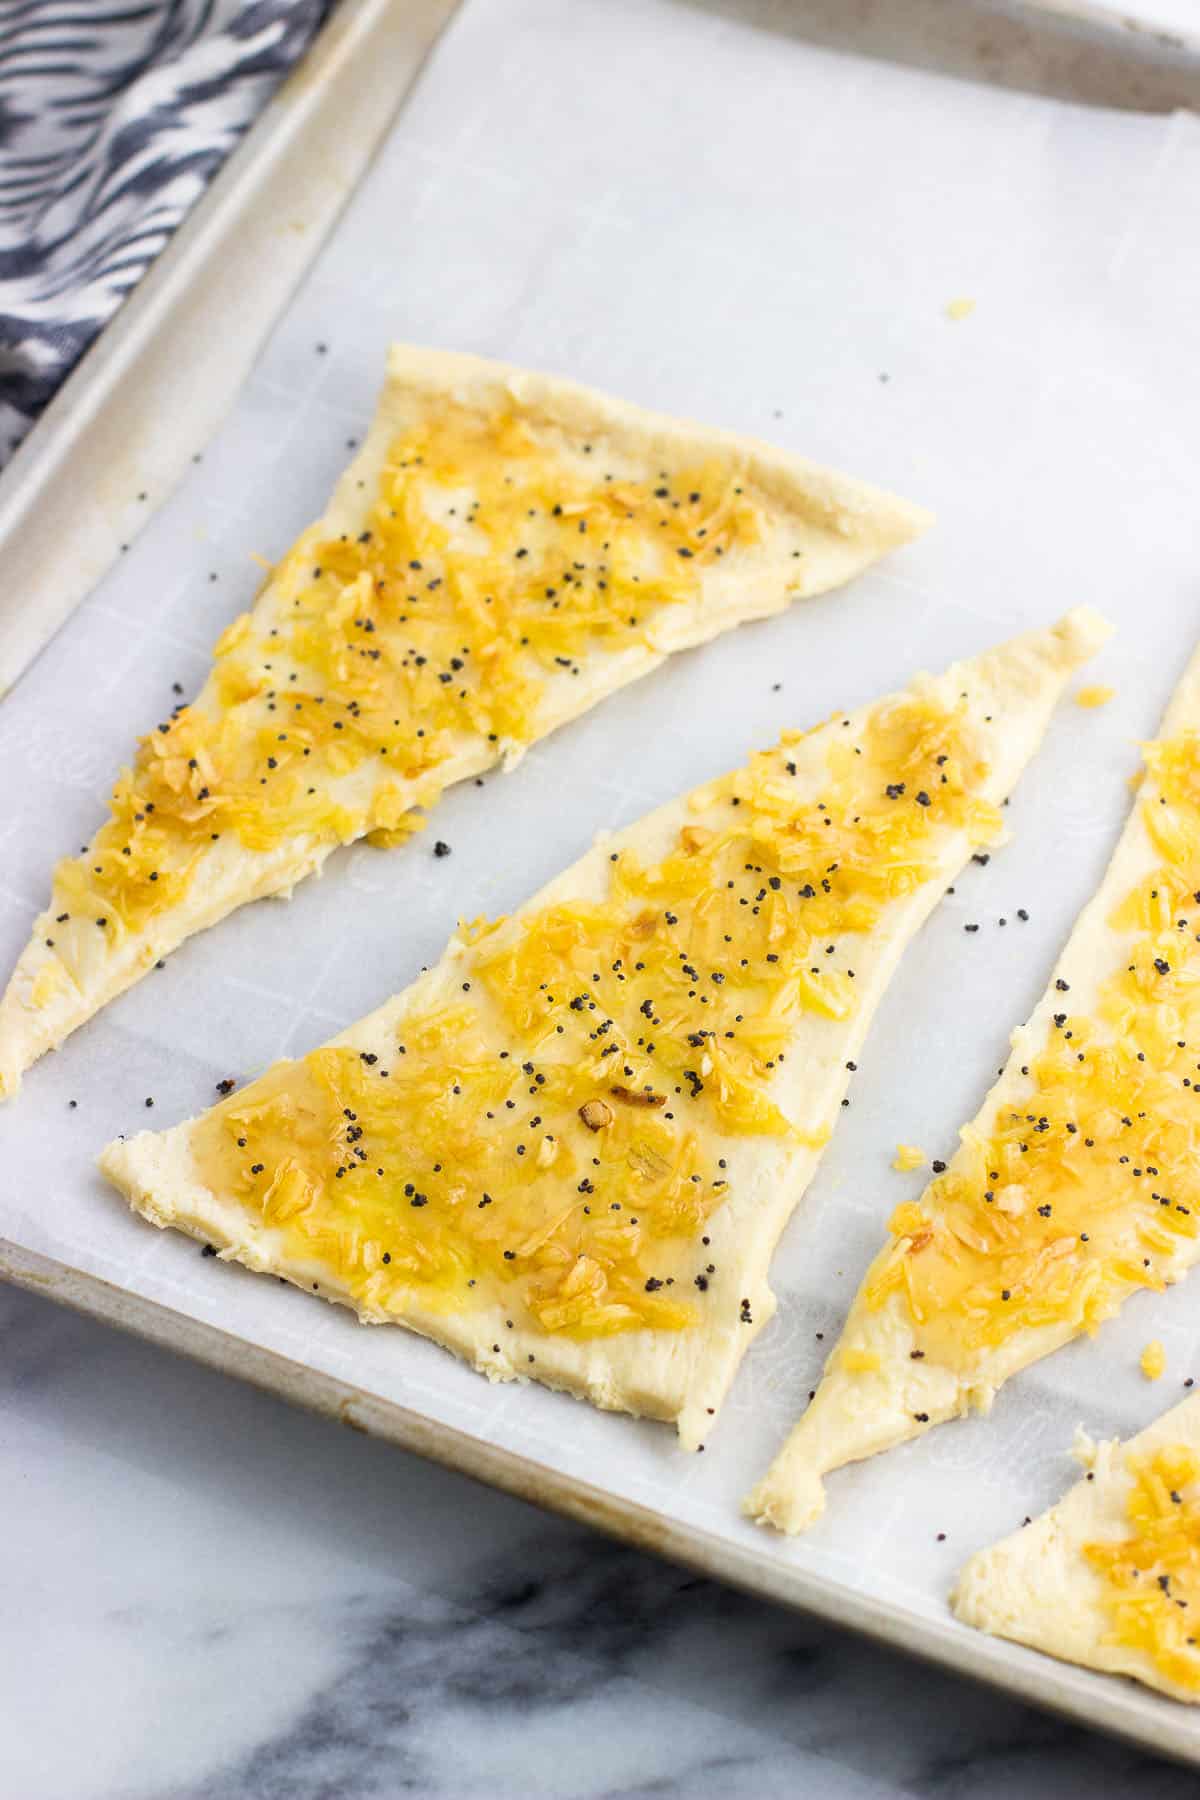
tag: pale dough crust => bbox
[747,637,1199,1538]
[952,1396,1200,1705]
[0,344,932,1099]
[100,610,1108,1445]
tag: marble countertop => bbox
[3,1277,1196,1800]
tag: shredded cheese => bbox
[1085,1444,1200,1692]
[193,688,998,1341]
[43,400,766,969]
[866,728,1200,1369]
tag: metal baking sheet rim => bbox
[5,1234,1198,1769]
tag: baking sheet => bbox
[3,0,1200,1758]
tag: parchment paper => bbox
[2,0,1200,1732]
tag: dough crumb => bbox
[892,1143,927,1172]
[945,297,976,321]
[1075,684,1115,709]
[1141,1340,1167,1381]
[1071,1426,1098,1468]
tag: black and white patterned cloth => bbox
[0,0,334,468]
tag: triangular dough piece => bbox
[953,1397,1200,1705]
[748,642,1200,1537]
[0,345,931,1099]
[100,610,1106,1445]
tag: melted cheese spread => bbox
[864,729,1200,1370]
[1084,1443,1200,1693]
[190,691,995,1341]
[49,404,767,968]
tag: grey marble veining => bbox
[1,1280,1195,1800]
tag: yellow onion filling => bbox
[867,730,1200,1368]
[1085,1445,1200,1692]
[193,689,996,1339]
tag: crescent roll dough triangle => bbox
[748,641,1200,1537]
[953,1396,1200,1705]
[0,345,932,1099]
[100,610,1106,1445]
